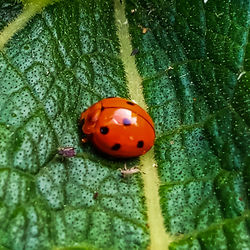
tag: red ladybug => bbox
[80,97,155,158]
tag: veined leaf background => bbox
[0,0,249,249]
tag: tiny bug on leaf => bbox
[58,147,76,158]
[131,48,139,56]
[118,164,141,178]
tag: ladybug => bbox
[80,97,155,158]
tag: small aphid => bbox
[131,48,139,56]
[193,98,197,101]
[119,164,141,178]
[170,140,174,145]
[58,147,76,158]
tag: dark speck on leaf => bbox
[93,192,99,200]
[131,48,139,56]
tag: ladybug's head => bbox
[80,101,102,135]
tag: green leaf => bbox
[0,0,148,249]
[0,0,249,249]
[0,0,23,31]
[125,0,250,248]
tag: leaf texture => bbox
[0,0,23,31]
[0,0,149,249]
[0,0,249,249]
[125,0,250,248]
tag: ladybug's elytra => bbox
[80,97,155,158]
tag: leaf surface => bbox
[0,0,148,249]
[125,0,250,248]
[0,0,249,249]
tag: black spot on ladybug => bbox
[100,127,109,134]
[101,106,105,111]
[127,101,135,105]
[111,143,121,150]
[123,118,131,126]
[137,140,144,148]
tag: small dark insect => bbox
[58,147,76,158]
[131,48,139,56]
[120,0,122,4]
[93,192,99,200]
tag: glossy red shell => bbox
[80,97,155,158]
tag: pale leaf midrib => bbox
[114,0,174,249]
